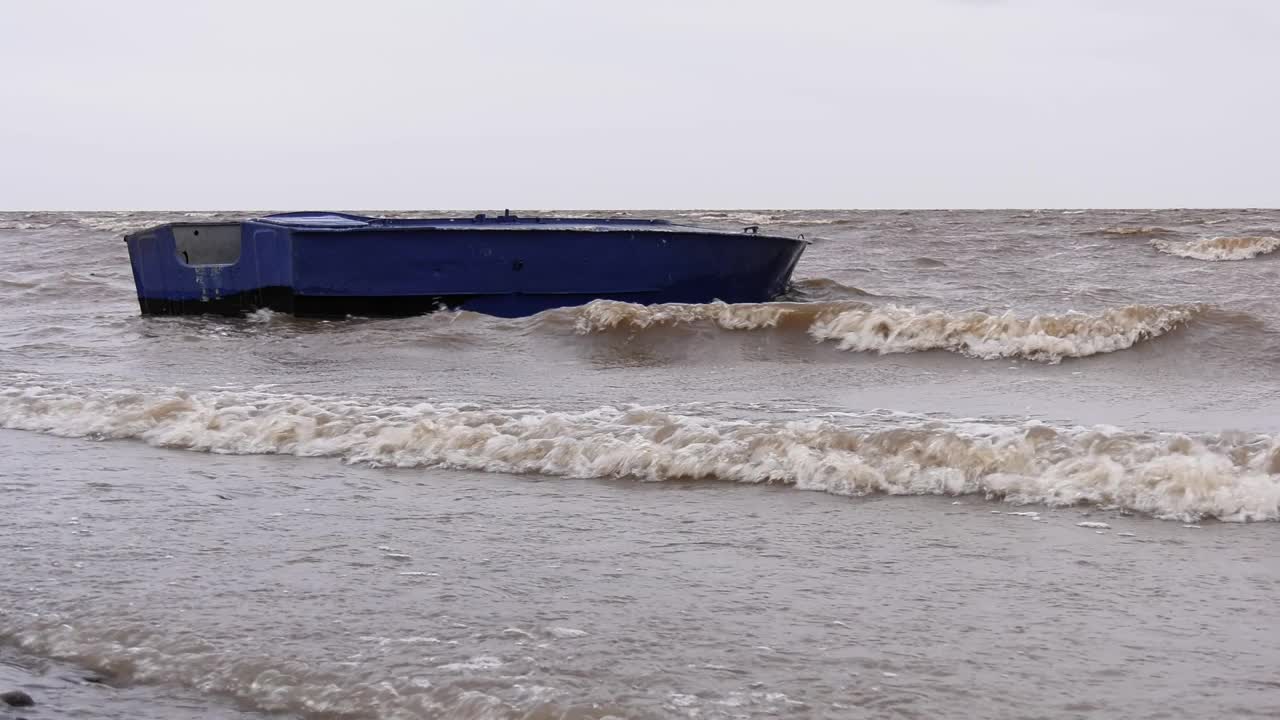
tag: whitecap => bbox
[1151,236,1280,261]
[2,378,1278,522]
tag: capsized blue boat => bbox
[123,211,808,318]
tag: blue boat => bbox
[123,211,808,318]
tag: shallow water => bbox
[1,209,1279,718]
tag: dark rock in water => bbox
[0,690,34,707]
[82,674,109,684]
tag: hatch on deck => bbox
[258,212,372,228]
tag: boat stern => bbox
[123,221,294,315]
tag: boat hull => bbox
[124,216,807,318]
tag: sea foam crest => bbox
[1151,236,1280,261]
[807,304,1199,363]
[1,381,1276,521]
[567,300,836,333]
[565,300,1199,363]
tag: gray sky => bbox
[2,0,1277,209]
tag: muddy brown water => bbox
[2,209,1279,719]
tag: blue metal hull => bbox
[123,213,807,318]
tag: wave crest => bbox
[562,300,850,333]
[559,301,1198,363]
[1,381,1276,521]
[1151,236,1280,261]
[809,304,1200,363]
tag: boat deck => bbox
[249,211,788,238]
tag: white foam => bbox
[668,693,699,708]
[564,300,1198,364]
[568,299,819,333]
[1151,236,1280,261]
[2,379,1277,522]
[246,308,285,324]
[808,304,1199,363]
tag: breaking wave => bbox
[1151,236,1280,261]
[558,299,845,334]
[1,380,1276,521]
[807,303,1200,363]
[556,300,1200,363]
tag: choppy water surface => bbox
[2,209,1279,719]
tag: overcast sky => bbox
[2,0,1277,209]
